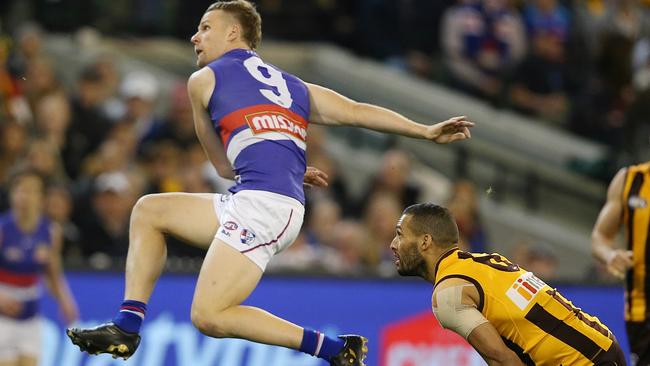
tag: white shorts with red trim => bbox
[0,315,41,361]
[212,190,304,271]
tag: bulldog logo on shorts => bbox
[240,229,256,245]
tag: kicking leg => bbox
[68,192,220,359]
[124,193,219,303]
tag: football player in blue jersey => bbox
[67,1,473,365]
[0,168,78,366]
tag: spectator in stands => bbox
[306,152,352,216]
[81,124,139,178]
[143,141,184,194]
[183,142,231,193]
[330,220,367,275]
[0,121,26,184]
[7,23,44,78]
[361,194,402,275]
[45,184,81,258]
[0,37,30,124]
[357,149,420,216]
[0,121,27,211]
[598,0,648,107]
[511,241,558,281]
[625,36,650,160]
[180,165,213,194]
[441,0,526,101]
[92,55,124,121]
[522,0,570,43]
[148,82,197,149]
[570,0,607,58]
[119,70,164,150]
[25,138,68,184]
[356,0,449,78]
[573,0,649,148]
[510,19,572,123]
[447,179,488,252]
[64,66,113,179]
[22,57,61,115]
[34,92,71,151]
[305,198,342,249]
[77,172,135,261]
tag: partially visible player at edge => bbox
[66,1,473,365]
[392,203,626,365]
[592,163,650,366]
[0,168,78,366]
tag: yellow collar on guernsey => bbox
[432,247,460,285]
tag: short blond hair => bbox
[206,1,262,49]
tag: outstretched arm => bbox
[306,83,473,143]
[592,168,633,279]
[188,68,236,180]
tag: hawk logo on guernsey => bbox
[506,272,546,310]
[245,111,307,142]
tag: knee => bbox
[190,306,230,338]
[132,194,163,224]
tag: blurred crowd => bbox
[4,0,648,166]
[0,24,217,268]
[263,0,650,164]
[2,0,624,280]
[261,0,650,166]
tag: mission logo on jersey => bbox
[245,111,307,142]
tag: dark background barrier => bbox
[39,273,628,366]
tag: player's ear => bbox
[421,234,432,251]
[226,23,240,42]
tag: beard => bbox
[397,245,427,277]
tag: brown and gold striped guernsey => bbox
[622,162,650,322]
[434,249,614,365]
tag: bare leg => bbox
[66,193,348,360]
[0,360,17,366]
[124,193,219,303]
[16,356,36,366]
[190,241,303,349]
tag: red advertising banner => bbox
[380,311,484,366]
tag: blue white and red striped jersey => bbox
[0,212,51,319]
[206,48,310,204]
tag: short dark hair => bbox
[7,166,47,194]
[206,1,262,49]
[403,203,459,247]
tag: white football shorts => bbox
[212,190,304,271]
[0,315,42,361]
